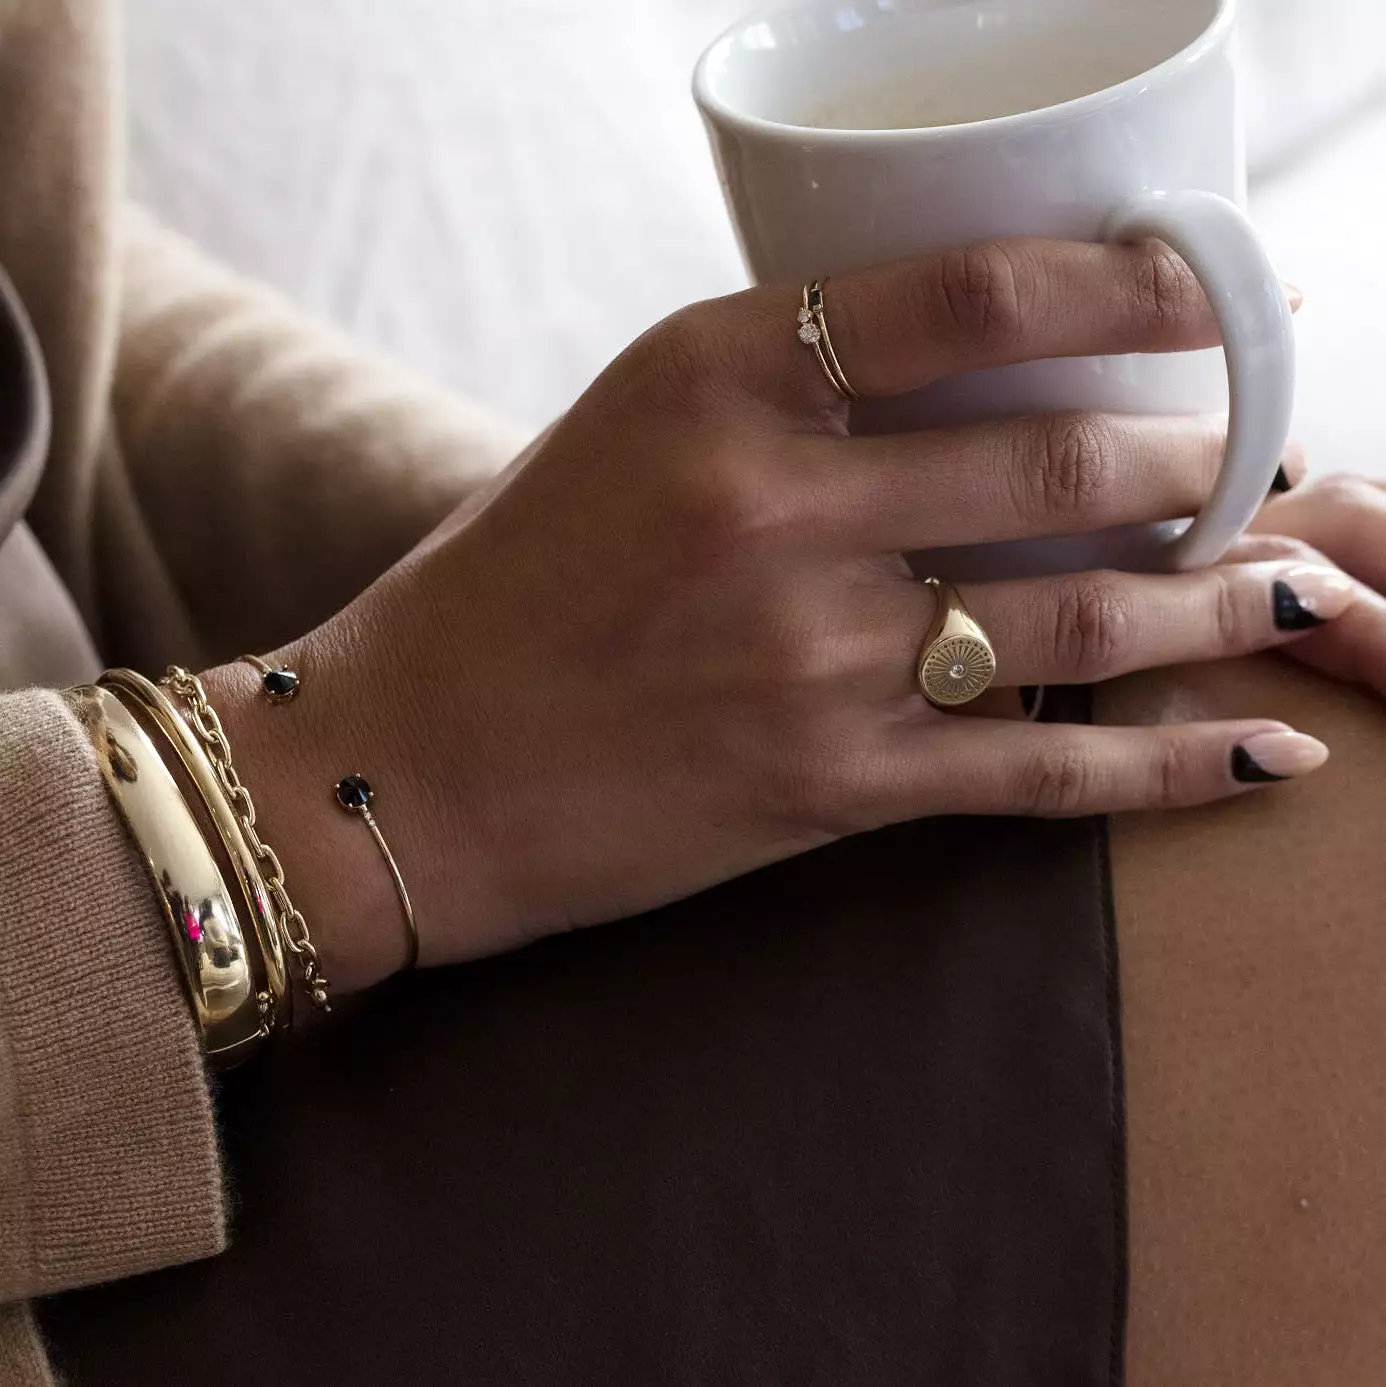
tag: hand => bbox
[206,238,1333,989]
[1245,473,1386,695]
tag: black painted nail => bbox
[1269,464,1293,495]
[1272,579,1327,632]
[1231,745,1286,784]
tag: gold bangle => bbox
[159,665,333,1011]
[72,685,272,1065]
[100,669,293,1032]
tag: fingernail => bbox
[1233,731,1329,783]
[1273,569,1355,631]
[1284,282,1304,311]
[1268,441,1308,497]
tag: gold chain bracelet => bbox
[161,665,333,1011]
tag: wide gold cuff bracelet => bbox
[100,669,293,1035]
[75,684,273,1066]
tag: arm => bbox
[106,206,529,662]
[0,692,224,1309]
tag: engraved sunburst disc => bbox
[919,634,997,707]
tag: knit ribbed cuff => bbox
[0,689,225,1302]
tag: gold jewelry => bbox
[797,279,860,401]
[238,653,300,703]
[159,665,333,1010]
[101,669,293,1032]
[334,776,419,971]
[74,684,272,1065]
[916,578,997,709]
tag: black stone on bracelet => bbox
[333,774,419,970]
[335,774,373,811]
[238,653,301,703]
[262,667,300,701]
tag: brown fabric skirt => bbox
[41,802,1126,1384]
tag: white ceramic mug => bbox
[693,0,1295,580]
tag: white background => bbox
[123,0,1386,474]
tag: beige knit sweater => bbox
[0,3,524,1380]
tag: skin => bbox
[1109,478,1386,1387]
[196,244,1386,1375]
[204,236,1339,989]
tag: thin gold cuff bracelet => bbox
[334,774,419,972]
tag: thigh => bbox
[1100,654,1386,1386]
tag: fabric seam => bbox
[1097,811,1130,1387]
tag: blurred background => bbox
[123,0,1386,472]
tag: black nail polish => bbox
[1272,579,1326,632]
[1019,686,1041,718]
[1269,464,1293,495]
[1232,745,1287,784]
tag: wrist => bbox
[199,646,407,995]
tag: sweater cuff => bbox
[0,689,225,1302]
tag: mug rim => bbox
[693,0,1235,144]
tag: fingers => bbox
[864,718,1329,822]
[778,238,1225,402]
[803,411,1233,553]
[962,559,1358,688]
[1253,474,1386,592]
[854,559,1358,701]
[1283,589,1386,698]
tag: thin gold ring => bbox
[916,578,997,709]
[798,280,860,401]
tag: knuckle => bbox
[1014,742,1097,818]
[632,303,730,410]
[927,241,1024,346]
[1315,472,1379,515]
[1212,570,1248,651]
[1133,243,1202,336]
[1028,412,1115,520]
[1051,574,1133,680]
[675,456,794,559]
[1149,736,1195,809]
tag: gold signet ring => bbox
[916,577,997,709]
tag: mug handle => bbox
[1106,190,1296,572]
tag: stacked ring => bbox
[797,279,860,402]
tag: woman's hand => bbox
[207,238,1337,988]
[1245,474,1386,695]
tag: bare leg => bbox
[1101,653,1386,1386]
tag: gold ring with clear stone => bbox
[797,279,860,402]
[916,577,997,709]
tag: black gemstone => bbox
[262,667,299,700]
[335,775,373,811]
